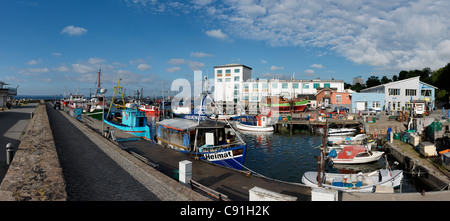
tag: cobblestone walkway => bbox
[46,104,159,201]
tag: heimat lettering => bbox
[204,151,233,161]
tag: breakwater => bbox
[0,102,67,201]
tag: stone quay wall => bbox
[0,102,67,201]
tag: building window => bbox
[226,69,231,74]
[336,94,341,103]
[293,83,299,89]
[217,78,222,82]
[388,88,400,96]
[234,84,240,89]
[303,83,309,89]
[313,83,320,89]
[253,83,258,89]
[234,69,240,73]
[373,101,380,109]
[405,89,417,96]
[234,76,240,82]
[421,90,432,96]
[262,83,268,89]
[324,83,330,88]
[272,83,278,89]
[217,70,222,74]
[244,84,249,89]
[282,83,288,89]
[225,78,231,82]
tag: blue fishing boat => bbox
[156,90,247,170]
[156,118,247,170]
[103,77,151,140]
[104,103,152,140]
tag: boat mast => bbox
[96,68,102,95]
[318,119,328,187]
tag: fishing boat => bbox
[104,103,152,140]
[139,104,160,117]
[261,96,291,113]
[103,77,151,140]
[261,96,308,113]
[234,115,274,132]
[327,133,368,145]
[328,145,384,164]
[301,168,403,192]
[67,94,85,109]
[292,98,308,112]
[156,118,247,170]
[327,128,357,136]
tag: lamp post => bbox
[100,88,107,136]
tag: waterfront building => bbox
[360,76,436,112]
[213,64,252,105]
[0,81,18,108]
[316,87,352,110]
[351,92,385,113]
[241,78,344,107]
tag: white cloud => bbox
[188,61,205,71]
[88,57,106,65]
[167,58,187,65]
[144,0,450,71]
[310,64,323,69]
[72,63,95,74]
[137,63,152,71]
[52,52,62,56]
[205,29,228,40]
[270,65,284,71]
[166,67,181,73]
[304,69,315,77]
[54,65,70,72]
[190,52,213,58]
[61,25,88,36]
[26,58,42,65]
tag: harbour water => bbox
[239,131,431,193]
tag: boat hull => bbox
[331,151,384,164]
[184,145,247,170]
[104,119,151,140]
[235,122,274,132]
[302,169,403,192]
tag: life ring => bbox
[357,173,364,182]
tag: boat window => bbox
[355,152,370,157]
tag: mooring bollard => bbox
[6,143,14,165]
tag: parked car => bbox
[334,107,349,113]
[361,108,377,115]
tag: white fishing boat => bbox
[327,128,357,136]
[327,133,368,145]
[234,115,274,132]
[301,168,403,192]
[328,145,384,164]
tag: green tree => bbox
[365,76,381,88]
[381,76,391,84]
[351,82,364,92]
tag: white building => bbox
[360,76,436,111]
[213,64,252,104]
[241,78,344,102]
[0,81,18,108]
[213,63,345,112]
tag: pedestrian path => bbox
[0,103,38,181]
[46,103,206,201]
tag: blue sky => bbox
[1,0,449,96]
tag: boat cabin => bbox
[156,119,241,152]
